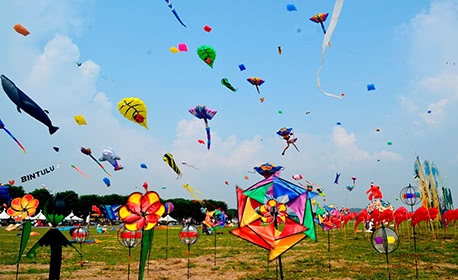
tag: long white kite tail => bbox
[316,0,345,100]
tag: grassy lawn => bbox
[0,222,457,279]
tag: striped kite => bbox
[163,153,182,179]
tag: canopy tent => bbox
[64,211,83,222]
[0,210,10,220]
[31,210,47,220]
[159,215,177,223]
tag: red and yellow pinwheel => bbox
[119,192,165,231]
[7,194,39,221]
[259,199,287,224]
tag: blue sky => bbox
[0,0,456,209]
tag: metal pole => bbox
[214,228,217,265]
[411,205,419,279]
[127,247,131,280]
[80,243,83,268]
[187,244,191,279]
[166,224,169,261]
[328,230,331,271]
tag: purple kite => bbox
[188,105,217,150]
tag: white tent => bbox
[159,215,177,224]
[64,211,83,222]
[31,210,47,220]
[0,210,10,220]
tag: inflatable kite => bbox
[13,24,30,36]
[221,78,237,92]
[247,77,265,94]
[287,4,297,11]
[163,153,182,179]
[278,46,282,55]
[170,47,179,53]
[188,105,217,150]
[99,147,123,171]
[81,147,111,176]
[74,115,87,125]
[103,177,111,187]
[140,163,148,169]
[1,75,59,135]
[164,0,186,27]
[0,118,26,153]
[176,44,187,52]
[277,127,299,156]
[203,25,212,32]
[315,0,344,100]
[367,184,383,201]
[118,97,148,129]
[197,45,216,68]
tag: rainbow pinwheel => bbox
[188,105,217,150]
[119,192,165,231]
[231,167,317,264]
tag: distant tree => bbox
[78,195,101,217]
[9,186,25,199]
[100,194,128,206]
[226,208,237,219]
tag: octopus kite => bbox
[276,127,299,156]
[188,105,217,150]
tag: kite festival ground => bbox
[0,223,457,279]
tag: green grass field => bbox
[0,223,457,279]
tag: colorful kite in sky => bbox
[197,45,216,68]
[81,147,111,176]
[277,127,299,156]
[247,77,265,94]
[74,115,87,126]
[118,97,148,129]
[163,153,182,179]
[1,75,59,135]
[254,163,283,179]
[221,78,238,92]
[188,105,217,150]
[99,147,123,171]
[14,24,30,36]
[315,0,344,100]
[0,119,26,153]
[164,0,186,27]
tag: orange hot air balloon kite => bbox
[14,24,30,36]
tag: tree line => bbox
[2,186,236,222]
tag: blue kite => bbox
[165,0,186,27]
